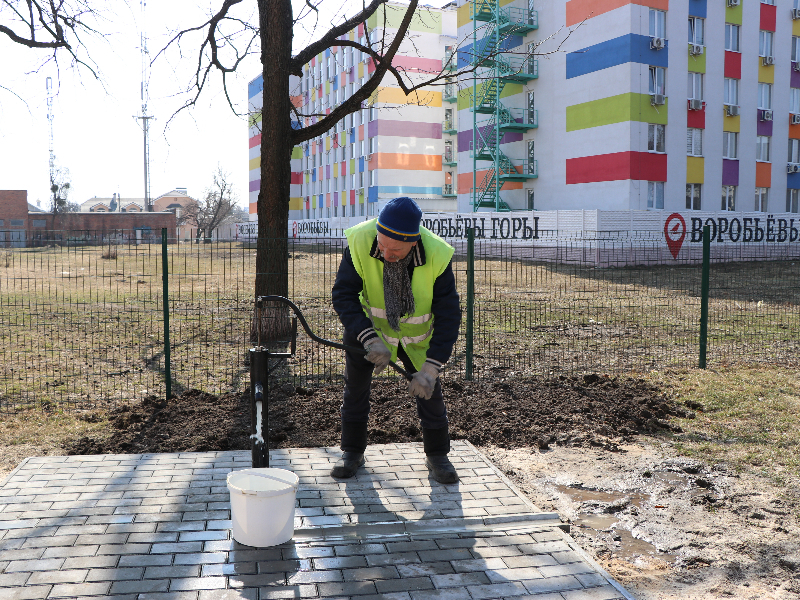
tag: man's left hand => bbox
[409,363,439,400]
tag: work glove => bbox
[363,337,391,374]
[409,362,439,400]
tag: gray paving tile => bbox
[0,584,52,599]
[48,581,112,597]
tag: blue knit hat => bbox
[376,197,422,242]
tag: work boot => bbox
[330,421,368,479]
[422,426,459,484]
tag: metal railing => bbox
[0,229,798,412]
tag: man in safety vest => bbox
[331,197,461,483]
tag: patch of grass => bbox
[0,409,111,479]
[647,366,800,485]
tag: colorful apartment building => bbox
[454,0,800,215]
[248,2,458,222]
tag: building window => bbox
[648,123,666,153]
[758,83,772,110]
[688,17,704,45]
[360,203,365,216]
[687,128,703,156]
[688,72,703,100]
[686,184,702,210]
[793,37,800,62]
[31,219,47,227]
[648,181,665,209]
[369,137,376,154]
[10,219,24,227]
[722,186,737,211]
[791,139,800,164]
[787,189,800,213]
[723,132,738,159]
[755,187,769,212]
[649,66,666,95]
[370,170,376,186]
[725,23,740,52]
[369,106,376,121]
[724,78,739,106]
[527,189,535,210]
[792,89,800,115]
[649,9,666,38]
[756,136,771,162]
[759,30,774,58]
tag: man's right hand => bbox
[363,337,391,374]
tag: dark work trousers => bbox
[341,328,448,429]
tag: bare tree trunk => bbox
[253,0,293,343]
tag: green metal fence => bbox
[0,229,798,412]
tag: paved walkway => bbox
[0,441,633,600]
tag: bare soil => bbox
[40,374,800,599]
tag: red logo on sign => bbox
[664,213,686,259]
[292,221,297,238]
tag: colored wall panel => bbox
[759,61,775,84]
[371,87,442,107]
[760,3,776,32]
[249,134,261,149]
[792,66,800,88]
[367,4,442,33]
[756,162,772,188]
[377,186,447,195]
[757,117,773,137]
[567,34,668,79]
[289,197,302,210]
[457,36,523,70]
[686,157,704,184]
[390,55,444,74]
[457,82,522,111]
[724,51,741,79]
[377,120,443,138]
[248,76,264,99]
[375,153,442,170]
[688,48,706,73]
[566,93,668,132]
[788,173,800,189]
[566,0,669,27]
[457,171,522,191]
[457,2,470,27]
[790,123,800,139]
[249,156,260,171]
[726,2,742,25]
[722,160,739,186]
[687,106,705,129]
[291,147,303,159]
[565,151,667,184]
[795,19,800,36]
[723,114,740,133]
[249,179,260,192]
[688,0,706,18]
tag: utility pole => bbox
[46,77,55,207]
[134,0,154,212]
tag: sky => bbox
[0,0,441,210]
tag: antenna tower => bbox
[46,77,55,205]
[135,0,154,211]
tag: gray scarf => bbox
[383,250,415,331]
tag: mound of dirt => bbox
[64,374,693,455]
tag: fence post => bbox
[161,228,172,398]
[465,227,475,380]
[699,224,710,369]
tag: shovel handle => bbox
[259,295,413,381]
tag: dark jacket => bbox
[331,237,461,365]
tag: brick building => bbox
[1,190,177,247]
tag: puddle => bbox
[559,485,677,563]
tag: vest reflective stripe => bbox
[381,327,433,348]
[361,304,432,325]
[345,219,454,371]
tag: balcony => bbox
[442,120,457,135]
[443,150,457,166]
[499,109,538,132]
[499,159,538,181]
[443,83,458,103]
[497,55,538,82]
[498,7,538,35]
[442,184,457,197]
[442,56,456,72]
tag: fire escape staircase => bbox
[470,0,538,212]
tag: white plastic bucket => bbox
[227,468,299,547]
